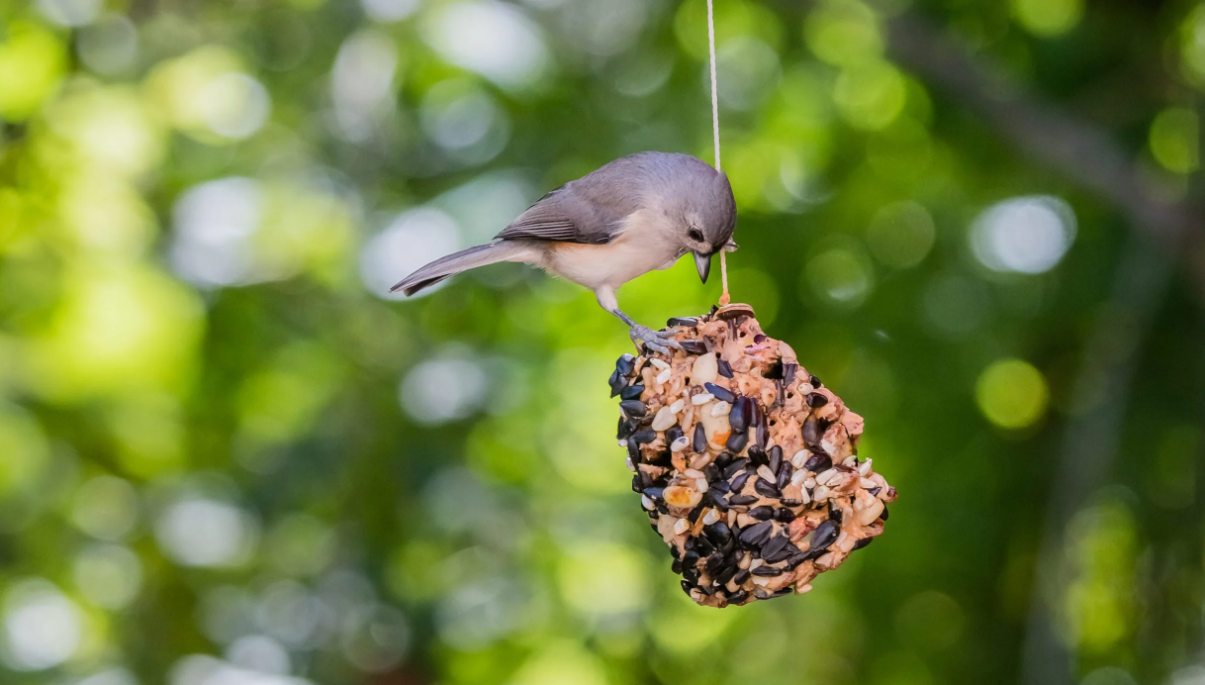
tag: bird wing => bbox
[495,164,644,245]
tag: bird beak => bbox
[694,252,711,284]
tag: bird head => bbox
[677,168,738,284]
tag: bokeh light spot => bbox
[975,358,1049,429]
[867,200,936,268]
[970,196,1076,274]
[1012,0,1083,37]
[1,579,84,671]
[1149,107,1199,174]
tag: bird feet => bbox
[630,324,681,356]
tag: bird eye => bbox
[688,229,704,243]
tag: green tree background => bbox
[0,0,1202,683]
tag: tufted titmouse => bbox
[392,151,738,352]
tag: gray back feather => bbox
[494,152,734,248]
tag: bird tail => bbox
[390,241,536,296]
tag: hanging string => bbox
[706,0,731,306]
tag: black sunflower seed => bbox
[705,552,726,576]
[776,462,793,490]
[729,396,751,433]
[728,591,749,606]
[717,357,734,378]
[828,501,843,523]
[774,507,796,523]
[748,506,774,520]
[617,417,636,440]
[704,383,736,403]
[806,392,829,408]
[693,423,708,452]
[702,462,720,482]
[665,425,684,446]
[853,537,874,550]
[616,354,636,377]
[608,370,624,397]
[620,384,644,400]
[786,553,809,569]
[763,539,800,564]
[732,569,751,586]
[681,580,695,596]
[680,340,708,355]
[714,563,738,586]
[620,400,648,419]
[668,317,699,328]
[880,505,889,521]
[643,487,665,501]
[801,416,829,447]
[783,363,798,388]
[631,475,642,493]
[729,471,750,493]
[704,522,732,545]
[810,519,839,551]
[747,445,767,467]
[779,498,803,507]
[695,535,715,555]
[671,559,683,574]
[726,430,749,453]
[728,493,757,506]
[631,429,655,445]
[738,520,773,548]
[803,453,832,472]
[761,533,788,558]
[753,478,780,499]
[767,446,782,473]
[682,549,700,567]
[751,565,784,577]
[770,588,792,598]
[710,478,730,494]
[809,374,822,387]
[722,458,749,480]
[627,437,640,462]
[868,486,882,497]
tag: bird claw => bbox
[630,324,680,356]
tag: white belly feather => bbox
[540,209,682,290]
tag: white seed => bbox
[651,406,677,431]
[650,358,670,370]
[618,440,627,447]
[696,478,709,492]
[798,383,814,394]
[750,558,764,570]
[670,436,690,452]
[798,488,812,505]
[860,477,878,490]
[656,368,672,384]
[752,576,771,587]
[859,459,873,476]
[641,494,654,510]
[816,469,837,485]
[684,468,705,479]
[791,450,808,469]
[842,456,858,467]
[626,457,636,472]
[691,353,718,384]
[710,401,731,416]
[670,399,685,413]
[856,498,885,525]
[814,485,830,502]
[790,470,807,486]
[738,553,751,569]
[673,518,689,535]
[757,466,776,482]
[794,583,813,595]
[804,477,816,489]
[702,509,720,525]
[820,439,835,455]
[692,393,715,405]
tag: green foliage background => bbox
[0,0,1202,683]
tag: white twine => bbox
[705,0,730,303]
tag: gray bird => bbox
[391,151,738,353]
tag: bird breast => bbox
[542,209,681,290]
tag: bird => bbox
[391,151,738,353]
